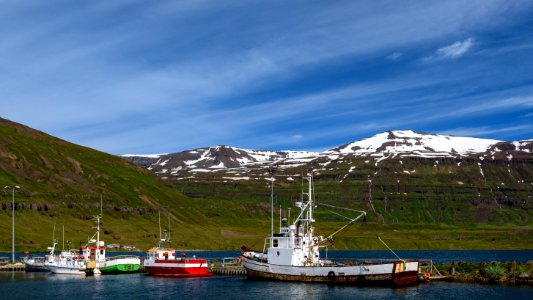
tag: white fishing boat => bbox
[44,226,87,275]
[46,250,87,275]
[23,255,48,272]
[81,213,106,276]
[240,175,419,286]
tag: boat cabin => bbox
[266,224,321,267]
[146,248,179,261]
[81,241,106,263]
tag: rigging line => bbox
[378,236,404,262]
[319,211,366,244]
[327,210,352,221]
[316,202,365,213]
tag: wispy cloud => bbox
[423,38,475,62]
[387,52,402,60]
[1,1,533,153]
[438,124,532,138]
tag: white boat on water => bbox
[44,227,86,275]
[44,239,86,275]
[80,214,106,275]
[240,175,419,286]
[23,255,48,272]
[46,250,87,275]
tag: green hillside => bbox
[1,117,531,252]
[0,118,231,251]
[171,153,533,249]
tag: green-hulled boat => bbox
[100,255,141,274]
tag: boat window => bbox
[273,239,278,247]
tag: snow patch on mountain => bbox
[330,130,501,157]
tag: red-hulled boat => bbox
[143,222,212,278]
[143,247,212,277]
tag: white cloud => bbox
[387,52,402,60]
[438,125,532,137]
[423,37,475,61]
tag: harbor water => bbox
[0,272,531,299]
[1,250,531,299]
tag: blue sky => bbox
[1,1,532,154]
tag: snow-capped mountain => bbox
[329,130,502,157]
[122,130,532,178]
[122,145,318,176]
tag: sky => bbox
[1,0,533,154]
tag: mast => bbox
[96,196,102,265]
[306,175,314,265]
[158,211,162,246]
[270,176,274,237]
[62,224,65,251]
[49,222,57,255]
[279,205,282,230]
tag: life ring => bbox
[425,273,430,280]
[327,271,336,281]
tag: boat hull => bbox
[24,264,49,272]
[47,264,86,275]
[241,256,419,286]
[144,259,212,278]
[100,256,141,274]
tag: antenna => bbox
[279,205,282,229]
[100,194,103,217]
[301,168,304,202]
[269,169,275,238]
[158,211,162,242]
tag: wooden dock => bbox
[0,264,25,271]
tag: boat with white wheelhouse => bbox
[45,248,87,275]
[23,255,48,272]
[44,229,87,275]
[143,216,212,278]
[240,175,419,286]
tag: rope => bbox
[316,202,366,213]
[327,210,353,221]
[377,236,404,262]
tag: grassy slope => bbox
[0,118,220,251]
[173,154,532,250]
[0,117,531,251]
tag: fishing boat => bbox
[240,175,419,286]
[45,248,86,275]
[81,213,106,275]
[143,214,212,278]
[23,255,48,272]
[45,227,87,275]
[100,255,141,274]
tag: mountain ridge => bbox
[121,130,532,179]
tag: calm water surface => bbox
[0,272,531,300]
[1,250,531,299]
